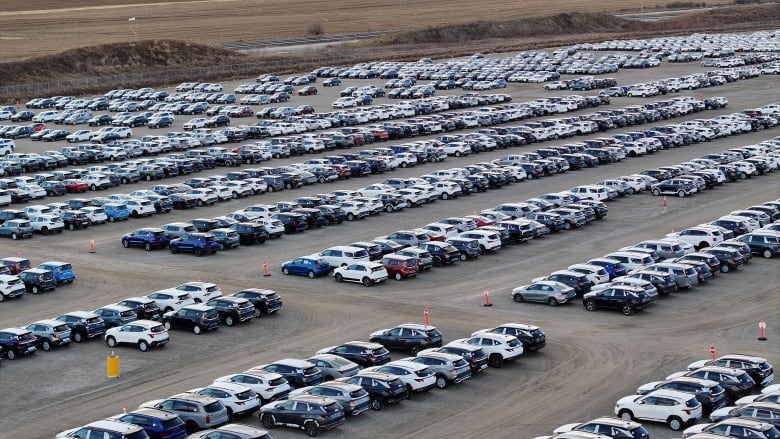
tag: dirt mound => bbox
[0,39,246,86]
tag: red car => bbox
[371,128,390,141]
[228,106,253,118]
[63,178,89,193]
[464,214,496,228]
[381,254,419,281]
[297,86,318,96]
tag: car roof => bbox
[271,358,316,368]
[178,304,214,312]
[167,392,217,404]
[587,416,644,430]
[59,310,98,318]
[0,327,32,335]
[646,389,698,401]
[715,354,768,363]
[29,319,66,327]
[84,419,144,433]
[203,381,250,393]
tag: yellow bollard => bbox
[107,351,120,378]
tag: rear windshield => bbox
[370,266,385,273]
[685,398,699,408]
[19,332,37,342]
[303,367,318,375]
[372,348,389,356]
[236,389,255,400]
[269,377,287,386]
[322,402,341,414]
[205,285,219,292]
[453,358,469,368]
[204,310,219,319]
[162,418,183,428]
[120,310,135,318]
[425,329,441,337]
[150,325,165,333]
[350,389,368,398]
[204,401,223,413]
[53,324,70,332]
[354,249,369,258]
[86,317,102,324]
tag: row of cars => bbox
[0,281,282,358]
[0,256,75,300]
[55,320,546,438]
[534,353,776,438]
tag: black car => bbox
[340,372,407,411]
[88,114,114,126]
[271,212,308,233]
[368,323,443,354]
[230,222,269,245]
[169,193,197,210]
[315,205,346,225]
[257,359,324,389]
[115,297,162,321]
[695,354,775,389]
[17,268,57,294]
[445,237,481,260]
[628,270,679,295]
[206,115,231,127]
[204,296,255,326]
[230,288,283,317]
[582,286,653,316]
[318,341,391,368]
[418,242,461,266]
[93,305,138,329]
[161,304,220,334]
[705,247,745,272]
[188,218,220,233]
[54,311,107,343]
[40,180,67,196]
[0,328,38,360]
[682,366,757,401]
[478,323,547,352]
[542,271,592,295]
[259,395,346,436]
[60,210,90,231]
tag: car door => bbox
[274,400,298,425]
[525,284,544,302]
[345,264,365,282]
[380,328,403,348]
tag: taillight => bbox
[205,415,211,423]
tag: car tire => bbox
[370,397,384,411]
[668,416,683,431]
[652,189,661,196]
[618,410,634,421]
[41,227,49,235]
[282,267,291,275]
[163,321,171,330]
[385,204,394,213]
[108,216,115,223]
[562,221,572,230]
[488,354,503,368]
[261,413,276,429]
[346,213,354,221]
[6,350,15,360]
[73,332,84,343]
[547,298,559,306]
[721,264,730,273]
[584,300,597,311]
[677,190,686,198]
[194,248,203,257]
[621,304,635,316]
[106,336,117,348]
[405,385,413,399]
[41,340,52,351]
[361,277,371,287]
[138,340,149,352]
[11,233,18,240]
[394,272,403,281]
[193,325,203,335]
[31,285,39,294]
[435,374,448,389]
[409,344,421,355]
[334,273,343,282]
[225,316,234,327]
[305,421,319,437]
[513,294,524,303]
[763,249,773,259]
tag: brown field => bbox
[0,0,738,61]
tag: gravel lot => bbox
[1,51,778,439]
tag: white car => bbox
[450,333,523,368]
[188,382,261,418]
[255,218,285,238]
[332,97,356,108]
[186,188,218,206]
[30,214,65,234]
[104,320,169,352]
[0,274,26,301]
[125,199,157,217]
[183,118,208,130]
[442,142,471,157]
[213,371,291,404]
[158,282,223,304]
[666,226,725,250]
[146,290,196,313]
[241,204,279,220]
[333,261,388,286]
[18,184,47,199]
[458,230,502,253]
[364,360,436,396]
[614,389,702,431]
[568,263,610,284]
[79,206,108,225]
[66,130,93,143]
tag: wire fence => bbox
[0,53,360,101]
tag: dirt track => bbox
[0,56,778,438]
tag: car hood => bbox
[709,405,737,419]
[687,359,710,370]
[552,423,581,434]
[637,381,664,394]
[666,370,688,380]
[682,423,711,436]
[370,329,390,338]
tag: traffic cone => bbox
[424,308,430,326]
[483,289,493,307]
[758,321,767,341]
[262,260,271,277]
[662,196,668,207]
[89,240,96,253]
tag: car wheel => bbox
[41,340,52,351]
[668,416,683,431]
[170,245,179,254]
[163,321,171,330]
[489,354,503,368]
[305,421,319,437]
[193,325,203,335]
[618,410,634,421]
[225,316,234,327]
[41,227,49,235]
[261,413,276,429]
[6,350,15,360]
[218,243,225,251]
[31,285,40,294]
[435,374,448,389]
[138,340,149,352]
[106,336,117,348]
[334,273,343,282]
[652,189,661,196]
[626,187,635,195]
[347,213,355,221]
[361,277,371,287]
[405,385,413,399]
[11,232,18,240]
[185,421,199,434]
[73,332,84,343]
[621,304,635,316]
[409,344,421,355]
[677,190,686,198]
[370,397,384,411]
[394,272,403,281]
[562,221,572,230]
[547,297,559,306]
[721,264,730,273]
[763,249,773,259]
[454,151,461,157]
[90,184,97,191]
[585,300,597,311]
[194,248,203,257]
[108,216,115,223]
[513,293,524,303]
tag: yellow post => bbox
[107,351,120,378]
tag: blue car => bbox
[37,261,76,284]
[104,203,130,222]
[122,228,170,251]
[169,233,221,256]
[0,219,34,240]
[587,258,628,280]
[281,256,331,278]
[110,408,187,439]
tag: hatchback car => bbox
[333,261,388,286]
[0,327,38,359]
[37,261,75,284]
[258,395,346,436]
[369,323,443,354]
[614,389,702,430]
[512,280,576,306]
[281,257,331,278]
[105,320,169,351]
[25,319,72,351]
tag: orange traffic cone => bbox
[262,260,271,277]
[483,289,493,307]
[89,240,96,253]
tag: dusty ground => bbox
[0,53,778,439]
[0,0,737,60]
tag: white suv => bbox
[667,226,725,250]
[458,230,502,253]
[451,333,523,368]
[146,290,196,313]
[156,282,222,304]
[364,360,436,396]
[104,319,169,351]
[188,382,261,418]
[614,389,702,431]
[319,245,370,268]
[214,371,292,404]
[333,261,388,287]
[30,214,65,234]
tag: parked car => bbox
[17,268,56,294]
[614,389,702,431]
[139,393,230,434]
[316,341,391,368]
[512,280,577,306]
[162,304,220,334]
[281,256,331,278]
[0,327,38,359]
[104,319,169,351]
[25,319,71,351]
[109,408,187,439]
[0,274,26,301]
[122,228,171,251]
[333,261,388,286]
[230,288,283,317]
[169,233,221,256]
[204,296,255,326]
[369,323,443,354]
[37,261,75,284]
[54,311,106,343]
[258,395,346,436]
[337,371,407,411]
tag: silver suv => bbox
[139,392,229,433]
[57,419,148,439]
[288,381,371,415]
[25,319,72,351]
[404,351,471,389]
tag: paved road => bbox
[1,50,778,439]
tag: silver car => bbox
[25,319,72,351]
[647,262,700,288]
[511,280,576,306]
[404,351,471,389]
[140,392,229,433]
[306,353,361,381]
[287,381,370,415]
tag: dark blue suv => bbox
[111,408,187,439]
[169,233,221,256]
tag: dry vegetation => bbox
[0,0,778,93]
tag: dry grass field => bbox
[0,0,739,60]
